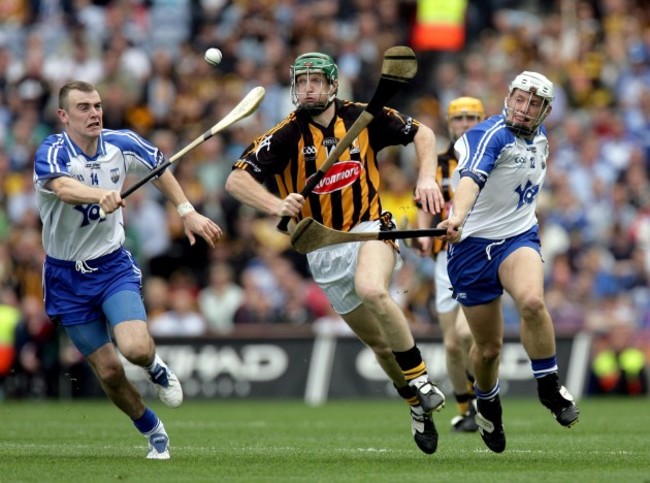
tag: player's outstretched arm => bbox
[152,170,223,247]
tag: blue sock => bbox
[531,356,558,379]
[474,380,500,400]
[133,407,159,435]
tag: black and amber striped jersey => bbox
[233,98,420,232]
[431,144,458,257]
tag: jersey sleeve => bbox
[103,129,164,178]
[232,118,297,182]
[33,134,73,189]
[454,120,510,189]
[368,106,418,150]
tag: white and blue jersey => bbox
[451,114,550,241]
[34,129,164,261]
[447,115,549,306]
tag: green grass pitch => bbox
[0,397,647,482]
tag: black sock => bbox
[393,345,427,382]
[394,383,417,399]
[394,383,419,408]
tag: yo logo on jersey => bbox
[74,204,106,226]
[311,160,362,194]
[514,180,540,209]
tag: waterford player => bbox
[440,71,580,453]
[34,80,223,459]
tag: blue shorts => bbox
[43,247,146,326]
[64,291,147,356]
[44,248,147,356]
[446,226,541,306]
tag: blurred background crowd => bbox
[0,0,648,399]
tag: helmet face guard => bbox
[447,96,485,142]
[290,52,339,113]
[504,71,554,136]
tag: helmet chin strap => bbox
[297,83,337,114]
[299,98,334,114]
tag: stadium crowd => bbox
[0,0,648,398]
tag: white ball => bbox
[204,47,223,66]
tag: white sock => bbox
[144,420,165,438]
[146,354,165,373]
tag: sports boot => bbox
[476,395,506,453]
[410,408,439,454]
[451,399,479,433]
[539,385,579,427]
[149,363,183,408]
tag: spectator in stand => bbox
[10,295,59,398]
[0,287,21,400]
[589,321,648,396]
[624,86,650,166]
[198,262,244,335]
[143,276,170,321]
[233,267,285,325]
[149,285,207,337]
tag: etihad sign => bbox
[311,160,362,194]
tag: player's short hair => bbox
[59,80,97,110]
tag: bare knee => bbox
[518,295,546,322]
[119,338,154,366]
[443,335,463,360]
[356,283,390,309]
[472,340,502,365]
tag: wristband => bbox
[176,202,195,217]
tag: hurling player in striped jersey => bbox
[34,80,223,459]
[227,52,447,454]
[440,72,580,453]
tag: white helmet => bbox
[505,71,554,135]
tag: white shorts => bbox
[306,220,403,314]
[435,250,459,313]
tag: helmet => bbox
[290,52,339,112]
[509,71,554,101]
[447,97,485,120]
[505,71,554,136]
[447,97,485,142]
